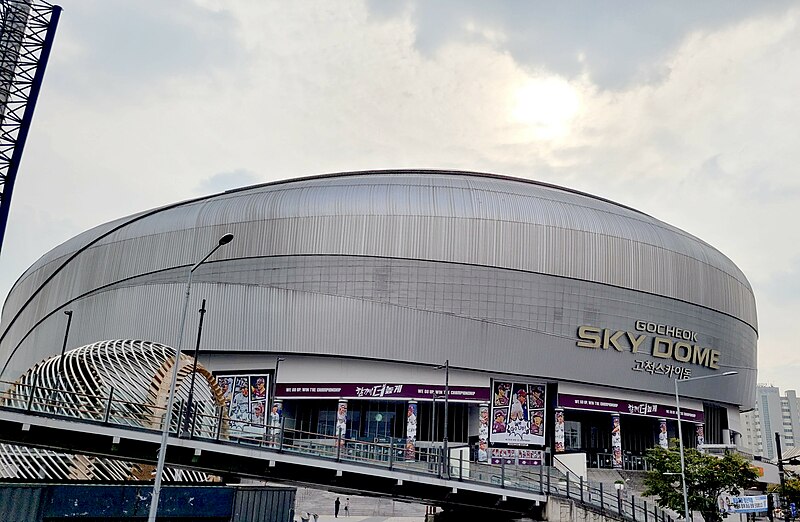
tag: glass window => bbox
[565,420,581,450]
[317,408,337,436]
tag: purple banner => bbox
[277,383,490,402]
[558,393,705,423]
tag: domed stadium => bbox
[0,170,757,471]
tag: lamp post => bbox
[435,360,450,478]
[271,357,285,408]
[181,298,207,437]
[775,432,797,522]
[54,310,73,413]
[59,310,73,376]
[674,371,737,521]
[148,232,233,522]
[268,357,285,442]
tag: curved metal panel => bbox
[0,171,758,408]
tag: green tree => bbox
[643,443,759,522]
[770,475,800,509]
[785,476,800,504]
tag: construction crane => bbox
[0,0,61,253]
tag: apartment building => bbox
[742,385,800,461]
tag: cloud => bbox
[372,0,795,89]
[1,0,798,393]
[49,0,243,101]
[197,169,260,195]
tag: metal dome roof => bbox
[6,170,756,335]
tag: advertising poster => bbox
[216,373,270,438]
[478,404,489,462]
[269,399,283,442]
[405,401,418,460]
[658,418,668,449]
[554,408,565,453]
[517,449,544,466]
[490,448,517,465]
[494,382,511,407]
[218,376,234,411]
[251,400,266,425]
[489,448,543,466]
[611,414,622,468]
[718,495,768,514]
[336,400,348,442]
[490,380,546,446]
[251,376,267,400]
[696,424,705,447]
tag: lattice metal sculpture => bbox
[0,339,226,481]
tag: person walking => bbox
[334,497,340,518]
[344,498,350,516]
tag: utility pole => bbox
[181,299,207,436]
[776,432,790,522]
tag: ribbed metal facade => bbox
[0,170,757,407]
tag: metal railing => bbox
[0,379,673,521]
[552,467,678,522]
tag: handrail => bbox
[0,378,671,521]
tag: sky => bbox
[1,1,798,394]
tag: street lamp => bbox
[268,357,285,442]
[435,360,450,478]
[271,357,285,408]
[58,310,73,381]
[775,432,800,522]
[53,310,73,413]
[675,371,737,521]
[148,232,233,522]
[181,298,207,437]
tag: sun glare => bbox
[512,77,580,140]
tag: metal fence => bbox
[0,378,673,521]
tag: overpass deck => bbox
[0,379,673,520]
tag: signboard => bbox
[217,373,270,437]
[558,393,705,423]
[490,448,543,466]
[276,383,489,402]
[490,380,546,447]
[718,495,768,514]
[576,320,724,380]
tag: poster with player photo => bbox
[489,379,546,446]
[493,382,511,407]
[530,409,545,437]
[216,372,270,437]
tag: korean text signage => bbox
[576,320,722,378]
[558,393,705,423]
[276,383,489,402]
[718,495,768,514]
[490,448,543,466]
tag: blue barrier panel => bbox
[44,485,235,518]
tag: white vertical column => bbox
[336,399,348,443]
[658,418,668,449]
[406,400,418,460]
[554,408,565,453]
[611,413,622,469]
[478,403,489,462]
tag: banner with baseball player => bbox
[489,380,546,446]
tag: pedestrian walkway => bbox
[294,513,425,522]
